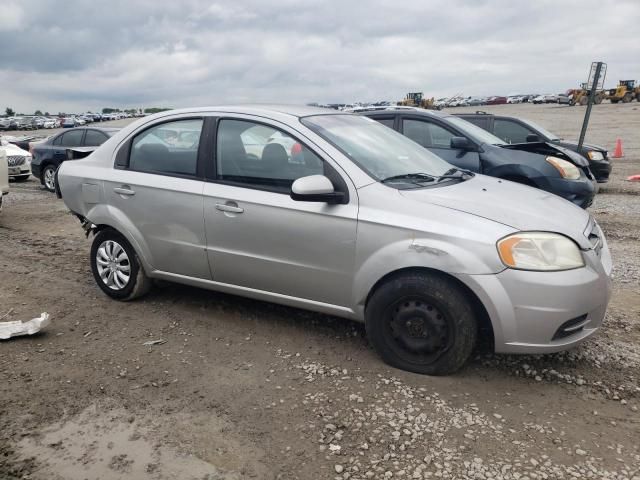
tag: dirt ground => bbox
[1,103,639,480]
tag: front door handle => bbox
[215,203,244,214]
[114,187,135,196]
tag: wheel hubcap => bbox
[96,240,131,290]
[44,169,55,190]
[387,299,451,363]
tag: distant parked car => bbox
[361,108,596,208]
[0,118,14,131]
[557,94,572,105]
[42,118,57,128]
[454,112,612,183]
[61,117,79,128]
[532,94,558,104]
[0,137,32,181]
[0,147,8,212]
[31,127,119,191]
[485,96,507,105]
[506,96,523,104]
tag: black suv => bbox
[361,108,596,209]
[454,112,612,183]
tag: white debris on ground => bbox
[0,313,50,340]
[286,354,640,480]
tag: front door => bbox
[203,117,358,307]
[400,117,481,172]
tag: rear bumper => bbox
[457,243,612,354]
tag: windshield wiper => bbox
[436,167,474,183]
[381,173,437,184]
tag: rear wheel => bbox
[594,96,603,104]
[90,228,151,301]
[622,93,633,103]
[42,165,57,192]
[366,272,477,375]
[579,96,588,106]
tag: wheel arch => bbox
[364,266,494,349]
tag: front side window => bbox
[60,129,84,147]
[216,119,324,192]
[493,119,534,144]
[302,114,452,181]
[402,119,456,149]
[129,119,203,176]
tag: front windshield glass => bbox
[518,118,560,140]
[301,114,453,181]
[446,116,507,146]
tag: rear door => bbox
[400,117,481,172]
[105,117,210,279]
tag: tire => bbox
[579,96,588,106]
[90,228,151,301]
[13,174,31,182]
[365,272,477,375]
[41,164,57,192]
[622,93,633,103]
[594,96,603,105]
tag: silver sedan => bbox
[57,105,612,375]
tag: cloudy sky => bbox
[1,0,638,114]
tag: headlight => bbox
[546,156,580,180]
[25,155,32,164]
[497,232,585,271]
[586,151,604,161]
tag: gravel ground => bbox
[1,103,639,479]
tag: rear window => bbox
[84,130,109,147]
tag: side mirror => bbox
[290,175,344,204]
[526,134,541,143]
[450,136,473,150]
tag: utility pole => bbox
[577,61,606,152]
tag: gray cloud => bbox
[1,0,638,113]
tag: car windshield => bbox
[301,114,453,182]
[518,118,561,141]
[446,116,507,146]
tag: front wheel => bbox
[41,165,57,192]
[90,228,151,301]
[366,272,477,375]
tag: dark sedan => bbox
[361,108,596,208]
[455,112,612,182]
[31,127,119,191]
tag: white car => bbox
[43,118,56,129]
[0,138,32,181]
[0,147,9,212]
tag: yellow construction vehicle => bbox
[570,82,605,106]
[398,92,441,110]
[606,80,639,103]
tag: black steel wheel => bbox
[366,272,477,375]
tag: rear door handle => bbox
[215,203,244,214]
[114,187,135,196]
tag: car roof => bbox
[149,104,345,121]
[361,108,449,119]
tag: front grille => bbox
[552,314,589,340]
[7,155,26,167]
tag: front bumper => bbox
[458,239,612,354]
[544,175,596,209]
[589,158,612,183]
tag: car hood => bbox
[399,175,592,248]
[499,141,589,167]
[1,142,30,156]
[555,139,608,153]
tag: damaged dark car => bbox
[361,109,596,208]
